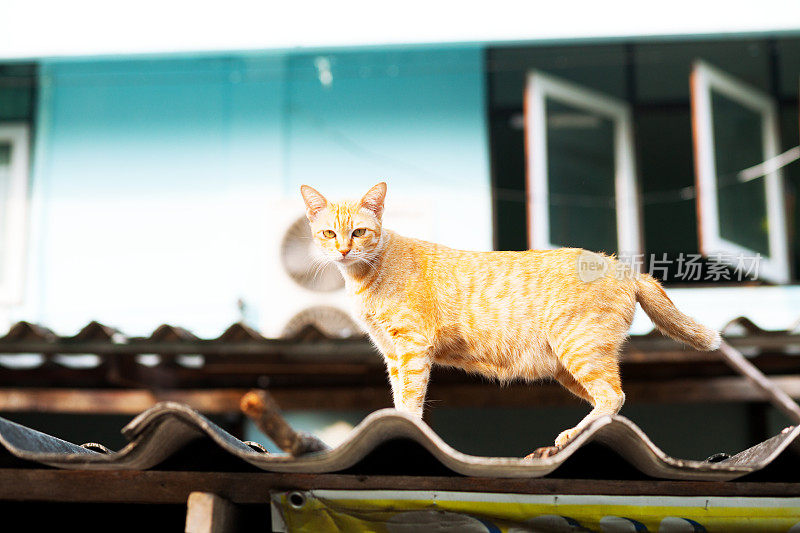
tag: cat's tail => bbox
[635,273,722,351]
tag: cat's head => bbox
[300,182,387,266]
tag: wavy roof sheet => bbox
[0,403,798,482]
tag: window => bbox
[0,124,29,303]
[524,71,641,256]
[690,61,790,283]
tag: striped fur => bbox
[301,183,721,448]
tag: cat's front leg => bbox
[364,326,405,410]
[391,334,433,418]
[383,355,403,409]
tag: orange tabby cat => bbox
[301,182,721,451]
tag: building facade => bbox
[0,34,799,338]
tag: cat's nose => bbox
[339,249,350,257]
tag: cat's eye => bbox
[352,228,367,237]
[322,229,336,238]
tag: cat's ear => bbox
[300,185,328,220]
[359,182,387,219]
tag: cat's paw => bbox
[554,427,581,448]
[525,446,561,459]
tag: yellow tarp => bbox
[271,490,800,532]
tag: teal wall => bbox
[23,47,489,336]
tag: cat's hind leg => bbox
[554,365,594,405]
[553,339,626,448]
[525,366,599,459]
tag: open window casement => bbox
[524,71,641,257]
[0,124,29,304]
[691,61,790,284]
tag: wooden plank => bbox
[0,389,251,414]
[0,469,797,503]
[185,492,239,533]
[0,387,394,414]
[2,375,800,414]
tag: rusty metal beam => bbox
[718,341,800,423]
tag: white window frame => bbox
[0,124,30,304]
[690,60,789,284]
[524,71,641,256]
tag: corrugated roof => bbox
[0,316,797,371]
[0,319,798,485]
[2,315,799,344]
[0,403,798,482]
[0,318,797,408]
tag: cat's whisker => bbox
[303,255,334,284]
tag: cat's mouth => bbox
[333,255,358,266]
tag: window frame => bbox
[0,123,30,304]
[690,60,789,284]
[524,70,641,256]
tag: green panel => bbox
[0,64,36,122]
[634,40,770,103]
[489,45,627,109]
[711,92,769,256]
[486,45,626,253]
[0,88,32,121]
[489,112,527,251]
[487,37,797,280]
[546,100,617,253]
[636,109,698,256]
[775,38,800,100]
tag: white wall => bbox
[3,1,800,59]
